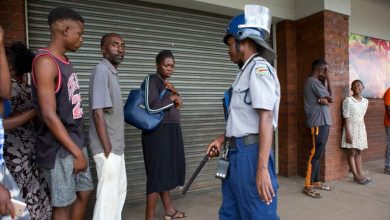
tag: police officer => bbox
[207,5,280,220]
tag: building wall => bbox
[322,10,350,180]
[0,0,26,44]
[349,0,389,166]
[140,0,295,20]
[277,10,350,181]
[276,20,298,176]
[364,100,386,161]
[350,0,390,41]
[295,11,328,179]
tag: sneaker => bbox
[384,168,390,174]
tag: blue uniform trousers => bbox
[219,137,279,220]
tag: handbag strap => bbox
[144,74,174,114]
[159,88,167,99]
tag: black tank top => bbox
[32,49,84,169]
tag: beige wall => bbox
[141,0,390,40]
[140,0,295,20]
[141,0,354,20]
[294,0,351,20]
[350,0,390,40]
[325,0,351,16]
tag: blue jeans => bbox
[385,127,390,169]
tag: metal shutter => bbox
[27,0,235,203]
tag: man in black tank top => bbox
[31,7,93,220]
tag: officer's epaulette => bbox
[253,56,266,63]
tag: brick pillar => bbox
[0,0,26,44]
[295,11,350,181]
[295,11,327,179]
[364,100,387,161]
[276,20,298,176]
[276,10,350,181]
[322,10,350,181]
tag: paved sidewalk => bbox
[123,160,390,220]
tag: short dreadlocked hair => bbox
[48,6,84,26]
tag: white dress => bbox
[341,96,368,150]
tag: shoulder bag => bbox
[124,74,172,131]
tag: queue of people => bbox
[0,24,31,220]
[0,4,389,220]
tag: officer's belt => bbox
[227,134,259,148]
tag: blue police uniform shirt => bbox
[226,54,280,137]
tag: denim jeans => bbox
[385,126,390,169]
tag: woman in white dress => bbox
[341,80,371,185]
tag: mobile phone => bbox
[10,199,26,217]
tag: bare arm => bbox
[344,117,352,144]
[256,109,275,205]
[386,105,390,118]
[3,109,36,131]
[164,81,178,95]
[92,108,112,158]
[325,72,333,103]
[166,80,183,108]
[33,56,86,172]
[0,26,11,99]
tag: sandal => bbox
[356,177,372,185]
[303,188,321,199]
[164,210,187,220]
[312,182,333,191]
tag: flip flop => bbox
[357,177,372,185]
[164,210,187,220]
[312,182,333,191]
[303,188,321,199]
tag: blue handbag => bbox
[124,75,173,131]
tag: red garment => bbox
[384,88,390,126]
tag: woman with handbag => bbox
[142,50,186,220]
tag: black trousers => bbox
[305,125,330,186]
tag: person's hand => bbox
[164,81,178,95]
[174,97,183,109]
[318,97,328,105]
[256,168,275,205]
[170,95,183,109]
[73,150,88,173]
[323,67,330,81]
[0,26,4,47]
[104,146,112,158]
[206,135,224,158]
[0,184,15,218]
[346,132,352,144]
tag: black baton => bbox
[182,154,210,195]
